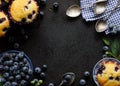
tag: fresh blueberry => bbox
[3,61,9,66]
[3,81,11,86]
[40,72,46,79]
[53,2,59,10]
[8,60,13,66]
[13,70,19,75]
[64,74,72,81]
[10,66,14,72]
[25,75,30,80]
[2,53,9,58]
[84,71,90,78]
[25,63,29,67]
[102,54,108,58]
[79,79,86,86]
[0,65,3,71]
[20,80,27,86]
[13,65,19,70]
[23,58,28,64]
[1,78,6,83]
[8,76,14,81]
[48,83,55,86]
[22,66,29,73]
[13,42,20,49]
[35,67,41,74]
[24,35,29,40]
[39,11,44,17]
[28,69,33,75]
[14,62,19,66]
[17,52,24,59]
[103,46,109,51]
[14,56,19,62]
[15,75,21,81]
[20,72,26,77]
[11,82,18,86]
[42,64,47,72]
[0,59,2,64]
[3,72,9,78]
[33,78,38,83]
[19,62,24,67]
[4,66,9,71]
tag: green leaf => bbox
[102,38,110,46]
[105,51,117,58]
[111,39,120,57]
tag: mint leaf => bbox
[102,38,110,46]
[111,39,120,57]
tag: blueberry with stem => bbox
[59,72,75,86]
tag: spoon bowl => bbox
[66,5,81,18]
[95,20,108,32]
[94,0,107,15]
[59,72,75,86]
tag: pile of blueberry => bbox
[0,51,33,86]
[79,71,90,86]
[30,64,47,86]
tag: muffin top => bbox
[9,0,39,23]
[0,11,10,37]
[97,61,120,86]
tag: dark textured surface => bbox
[0,0,107,86]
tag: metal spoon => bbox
[58,72,75,86]
[93,0,107,15]
[66,5,81,18]
[95,0,120,32]
[66,1,107,18]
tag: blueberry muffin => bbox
[0,11,10,37]
[97,61,120,86]
[9,0,39,24]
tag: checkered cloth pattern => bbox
[80,0,120,34]
[80,0,118,21]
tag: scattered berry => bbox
[64,74,72,81]
[40,72,46,79]
[42,64,47,72]
[13,42,20,49]
[103,46,109,51]
[35,67,41,74]
[84,71,90,77]
[48,83,55,86]
[79,79,86,86]
[53,2,59,10]
[102,54,108,58]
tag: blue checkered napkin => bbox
[105,5,120,34]
[80,0,118,21]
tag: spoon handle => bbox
[58,81,64,86]
[105,0,120,20]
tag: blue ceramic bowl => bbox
[0,50,33,71]
[93,58,120,86]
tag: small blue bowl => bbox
[0,50,33,71]
[93,58,120,86]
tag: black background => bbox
[0,0,110,86]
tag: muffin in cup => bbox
[9,0,39,24]
[93,58,120,86]
[0,11,10,37]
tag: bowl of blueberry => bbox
[0,50,33,86]
[93,58,120,86]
